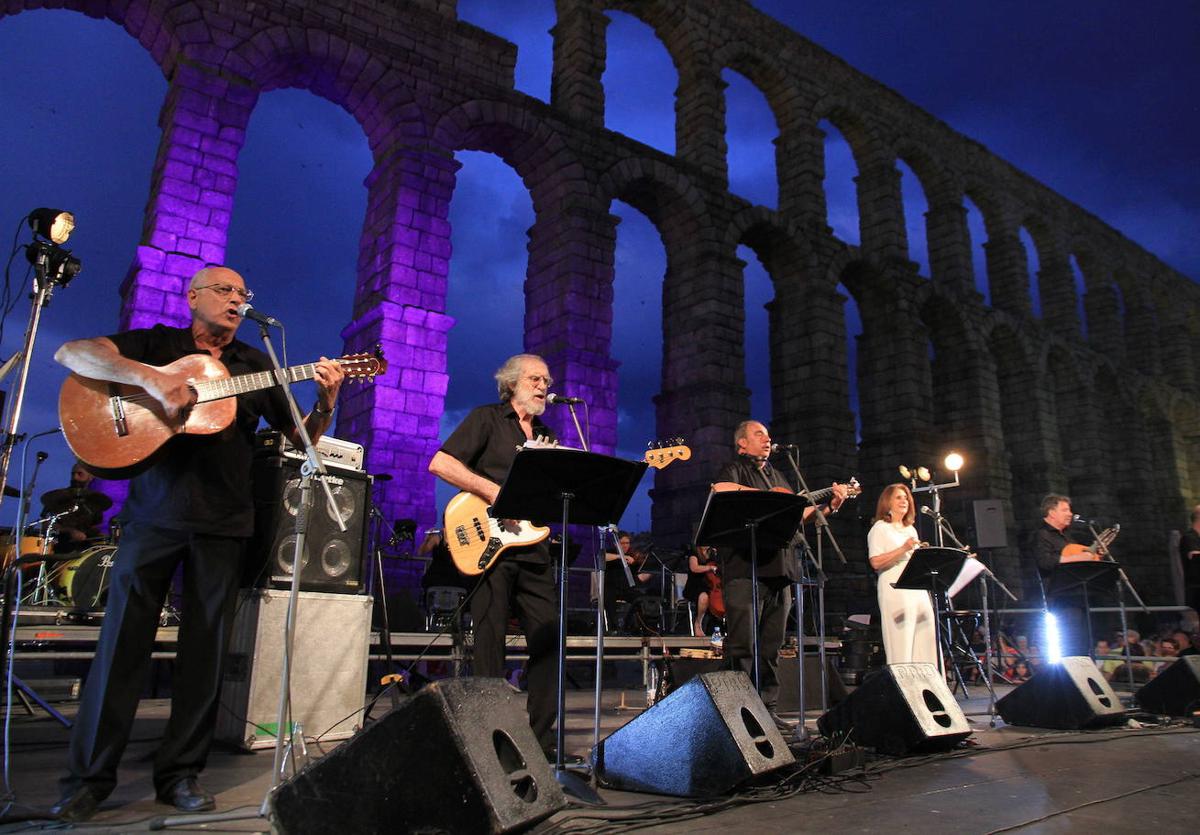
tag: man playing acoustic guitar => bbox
[49,266,344,822]
[428,353,560,760]
[1032,494,1102,658]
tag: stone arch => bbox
[0,0,184,69]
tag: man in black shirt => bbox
[1031,494,1093,657]
[713,420,846,722]
[50,266,344,822]
[1178,505,1200,614]
[428,353,559,758]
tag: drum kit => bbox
[2,486,116,612]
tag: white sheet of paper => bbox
[947,557,985,599]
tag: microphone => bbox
[36,451,48,462]
[546,393,584,405]
[1072,514,1098,526]
[920,506,936,518]
[769,443,798,453]
[236,302,282,327]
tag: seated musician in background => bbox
[684,544,719,637]
[41,460,107,551]
[603,531,653,634]
[713,420,847,729]
[1031,494,1095,657]
[428,353,559,760]
[49,266,344,822]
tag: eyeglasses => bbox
[194,283,253,301]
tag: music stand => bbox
[1044,560,1120,662]
[695,489,807,693]
[893,547,970,677]
[492,447,645,801]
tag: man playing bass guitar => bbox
[428,353,559,760]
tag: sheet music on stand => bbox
[947,558,987,600]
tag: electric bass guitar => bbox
[59,350,387,471]
[445,442,690,576]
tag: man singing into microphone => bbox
[48,265,344,821]
[712,420,847,730]
[428,353,561,760]
[1031,494,1092,657]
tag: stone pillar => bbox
[984,231,1032,316]
[1084,284,1125,362]
[1159,305,1196,394]
[551,0,608,128]
[524,203,620,454]
[1037,252,1082,337]
[925,199,974,293]
[776,121,827,226]
[675,64,729,187]
[653,248,747,545]
[855,161,907,262]
[341,145,459,542]
[120,60,258,330]
[1123,287,1161,376]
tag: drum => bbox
[1,535,48,571]
[54,544,117,609]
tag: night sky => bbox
[0,1,1195,534]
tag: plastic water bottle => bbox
[711,627,724,657]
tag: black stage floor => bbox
[0,684,1197,833]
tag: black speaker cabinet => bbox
[997,656,1126,729]
[776,654,849,710]
[268,677,565,834]
[1136,656,1200,716]
[248,454,370,593]
[591,670,794,797]
[972,499,1008,549]
[817,662,971,755]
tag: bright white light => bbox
[944,452,964,472]
[1043,611,1063,664]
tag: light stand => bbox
[1082,518,1147,700]
[153,318,346,830]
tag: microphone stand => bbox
[154,319,346,831]
[778,448,846,739]
[1083,519,1145,700]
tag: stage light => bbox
[898,465,911,480]
[1043,610,1063,664]
[944,452,964,472]
[915,466,931,482]
[28,208,75,244]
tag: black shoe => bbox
[544,748,586,766]
[50,785,104,823]
[157,777,215,812]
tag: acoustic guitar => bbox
[59,350,387,471]
[1060,525,1119,563]
[711,477,862,504]
[445,442,690,577]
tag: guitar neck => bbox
[193,362,321,403]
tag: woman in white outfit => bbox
[868,483,937,664]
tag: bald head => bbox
[189,265,245,291]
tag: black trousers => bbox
[470,557,558,753]
[61,522,244,798]
[723,577,791,710]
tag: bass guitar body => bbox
[444,491,550,576]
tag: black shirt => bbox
[713,454,800,582]
[438,401,555,565]
[109,325,290,537]
[1179,528,1200,586]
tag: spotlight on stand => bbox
[944,452,964,473]
[24,208,81,285]
[898,465,931,483]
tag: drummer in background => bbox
[40,461,109,551]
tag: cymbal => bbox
[41,487,113,515]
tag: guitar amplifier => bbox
[255,430,365,471]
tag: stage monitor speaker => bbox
[248,455,370,593]
[1136,656,1200,716]
[997,656,1126,729]
[972,499,1008,549]
[590,670,794,797]
[817,662,971,755]
[268,677,565,834]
